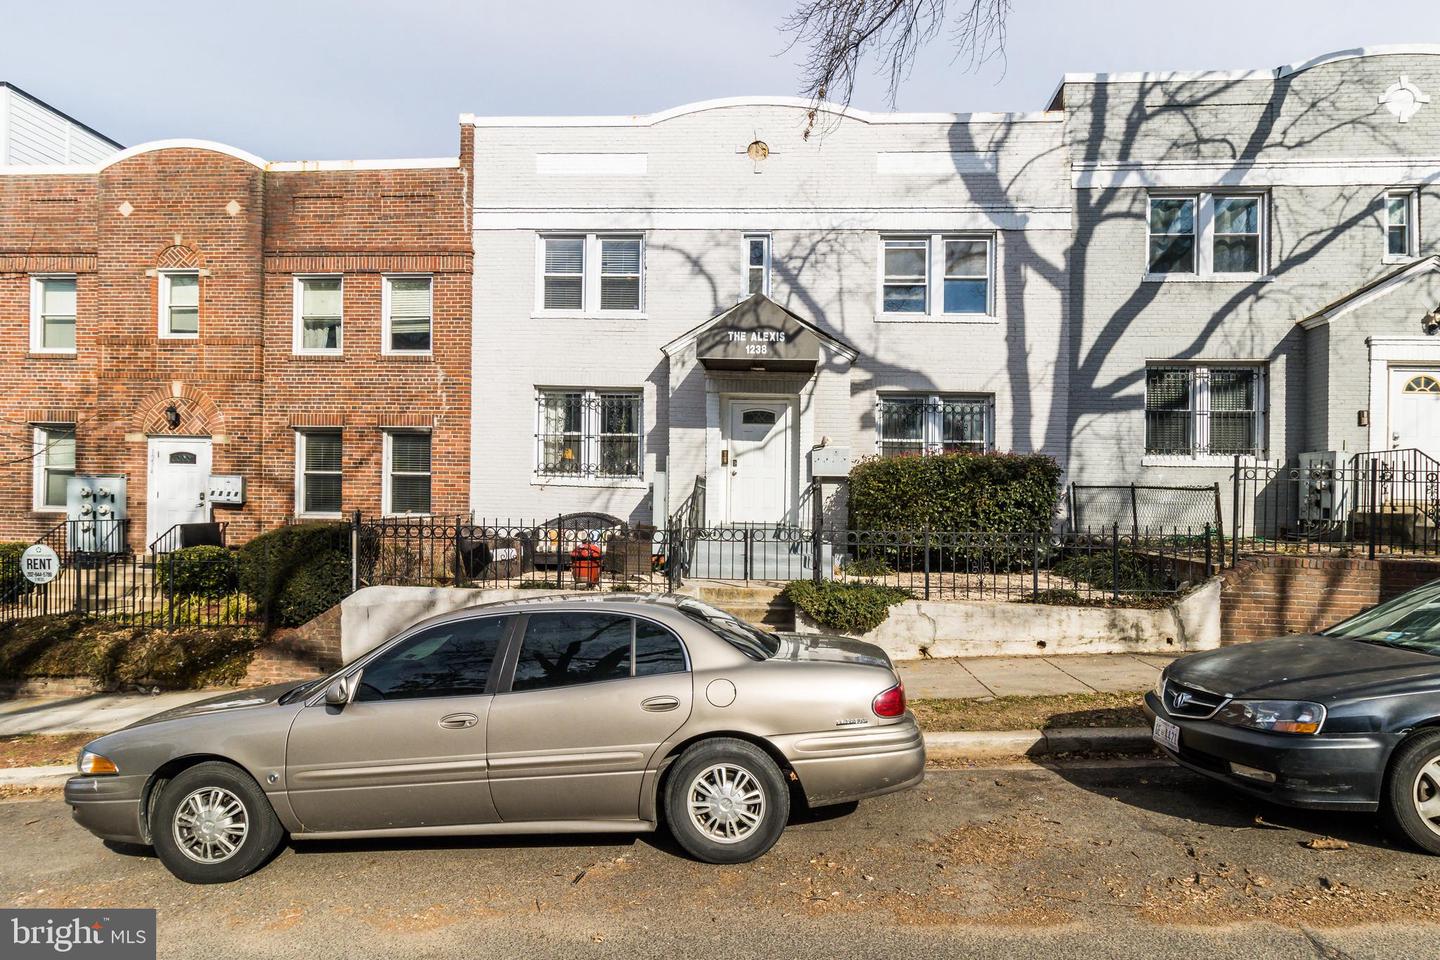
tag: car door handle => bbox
[641,696,680,712]
[438,713,479,729]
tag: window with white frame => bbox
[294,276,343,353]
[1144,364,1265,458]
[30,276,76,353]
[1147,194,1265,277]
[1386,189,1418,260]
[384,431,432,515]
[743,233,771,297]
[876,394,992,456]
[535,389,642,479]
[538,234,644,314]
[158,270,199,338]
[32,424,75,511]
[296,430,342,516]
[880,235,993,317]
[384,275,433,353]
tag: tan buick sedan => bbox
[65,594,925,883]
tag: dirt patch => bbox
[0,733,99,769]
[926,821,1050,867]
[0,784,63,801]
[912,692,1148,732]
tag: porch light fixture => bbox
[164,403,181,429]
[1423,307,1440,336]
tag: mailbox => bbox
[208,474,245,506]
[809,446,852,479]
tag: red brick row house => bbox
[0,131,474,551]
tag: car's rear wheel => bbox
[151,762,285,883]
[664,738,789,864]
[1382,729,1440,855]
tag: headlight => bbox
[1153,669,1167,700]
[1214,700,1326,735]
[77,751,119,776]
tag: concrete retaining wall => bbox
[340,585,541,662]
[793,579,1221,659]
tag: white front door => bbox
[725,400,792,523]
[147,437,212,548]
[1389,368,1440,459]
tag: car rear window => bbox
[675,600,781,661]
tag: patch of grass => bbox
[0,733,101,769]
[910,691,1148,732]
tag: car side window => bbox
[355,616,509,702]
[634,620,687,676]
[511,613,633,691]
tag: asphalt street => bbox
[4,760,1440,959]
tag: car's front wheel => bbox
[1382,729,1440,855]
[151,762,285,883]
[664,738,789,864]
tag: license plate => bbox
[1152,716,1181,752]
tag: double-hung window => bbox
[296,430,342,517]
[294,276,343,354]
[384,431,432,515]
[880,235,994,318]
[158,270,199,338]
[743,233,771,297]
[1386,189,1418,261]
[30,276,76,353]
[1145,364,1265,458]
[1146,194,1265,277]
[33,424,75,511]
[535,389,642,479]
[538,234,644,314]
[384,275,433,353]
[876,394,992,457]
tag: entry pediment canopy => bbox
[665,293,858,373]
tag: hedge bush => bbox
[238,522,360,627]
[848,452,1062,532]
[784,580,912,635]
[156,545,239,598]
[0,542,36,603]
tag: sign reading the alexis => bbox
[695,296,821,372]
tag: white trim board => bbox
[472,206,1071,232]
[1055,44,1440,88]
[0,138,458,176]
[1300,256,1440,329]
[1074,156,1440,189]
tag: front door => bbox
[725,400,792,523]
[1390,368,1440,459]
[146,437,212,548]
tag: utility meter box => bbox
[1298,451,1347,528]
[208,474,245,506]
[66,475,127,554]
[809,446,852,479]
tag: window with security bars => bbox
[536,389,642,478]
[385,276,432,352]
[296,276,343,353]
[385,432,432,515]
[297,431,342,516]
[540,234,644,313]
[1145,365,1264,457]
[877,394,992,457]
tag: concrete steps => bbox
[686,581,795,632]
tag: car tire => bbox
[151,762,285,884]
[1382,729,1440,855]
[664,738,789,864]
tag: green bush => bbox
[783,580,912,635]
[1053,551,1165,593]
[848,452,1062,532]
[156,545,239,598]
[238,522,360,628]
[0,542,36,603]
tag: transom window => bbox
[384,431,432,515]
[158,270,199,338]
[296,430,342,516]
[880,235,993,318]
[743,233,771,298]
[876,394,993,456]
[1147,194,1265,277]
[384,275,433,354]
[535,389,642,479]
[294,276,343,354]
[30,275,76,353]
[1145,364,1265,458]
[1386,190,1418,260]
[1404,374,1440,394]
[32,424,75,511]
[538,234,644,314]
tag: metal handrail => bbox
[148,521,228,557]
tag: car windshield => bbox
[1324,580,1440,655]
[675,599,781,661]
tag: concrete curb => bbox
[0,765,73,788]
[923,726,1154,760]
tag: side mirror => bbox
[324,673,359,707]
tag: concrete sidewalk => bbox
[898,652,1174,699]
[0,690,218,736]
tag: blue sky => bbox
[3,0,1436,160]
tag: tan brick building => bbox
[0,133,473,551]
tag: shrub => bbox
[238,522,362,627]
[784,580,912,635]
[0,542,36,603]
[842,556,894,578]
[156,545,239,598]
[1053,551,1165,593]
[848,452,1062,532]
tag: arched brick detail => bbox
[156,244,202,269]
[134,384,224,437]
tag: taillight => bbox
[872,682,906,718]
